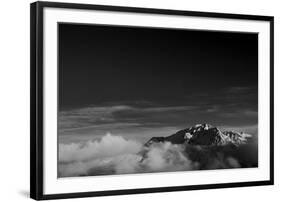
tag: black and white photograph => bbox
[58,23,259,177]
[29,1,274,200]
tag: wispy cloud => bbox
[59,104,198,131]
[59,85,258,144]
[225,86,256,94]
[59,97,258,139]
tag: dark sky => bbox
[59,23,258,124]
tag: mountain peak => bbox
[194,123,213,130]
[145,123,251,147]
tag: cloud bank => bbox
[58,133,257,177]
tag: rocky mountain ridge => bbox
[145,123,252,147]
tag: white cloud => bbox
[59,133,142,163]
[141,142,199,172]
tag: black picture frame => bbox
[30,1,274,200]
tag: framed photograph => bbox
[30,1,274,200]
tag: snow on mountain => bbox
[145,123,252,147]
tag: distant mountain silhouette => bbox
[145,123,252,147]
